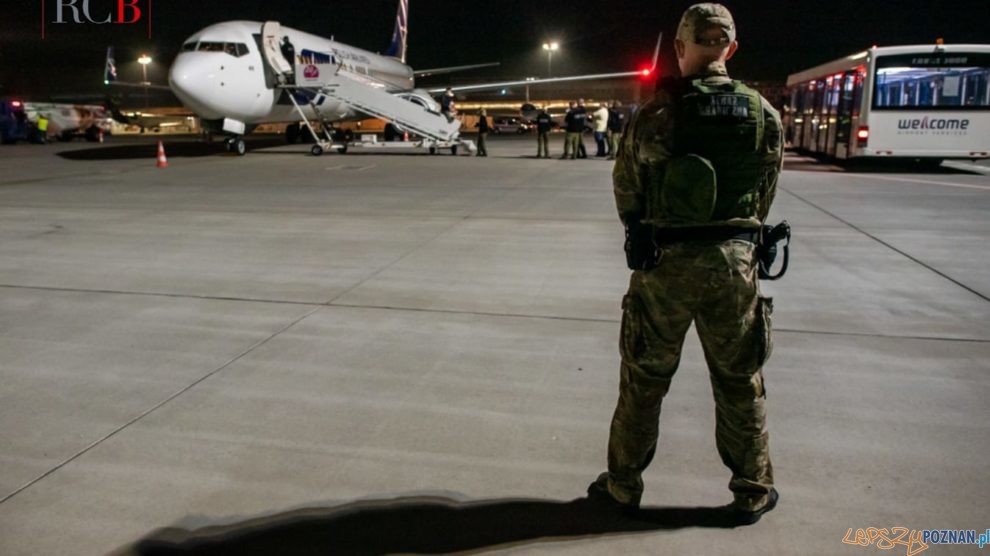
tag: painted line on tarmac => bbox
[782,187,990,303]
[837,173,990,191]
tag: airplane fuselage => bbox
[168,21,415,129]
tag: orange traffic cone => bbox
[156,141,168,168]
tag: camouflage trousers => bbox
[605,239,774,511]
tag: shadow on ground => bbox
[56,137,285,160]
[114,494,741,555]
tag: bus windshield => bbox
[874,52,990,109]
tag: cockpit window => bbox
[181,41,197,52]
[197,41,249,57]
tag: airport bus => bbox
[783,43,990,163]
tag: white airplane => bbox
[106,0,659,156]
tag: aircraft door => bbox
[261,21,293,77]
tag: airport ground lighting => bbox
[542,42,559,77]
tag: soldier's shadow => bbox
[122,494,740,555]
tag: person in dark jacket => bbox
[562,101,587,160]
[280,36,296,85]
[607,100,626,160]
[475,108,490,156]
[576,99,589,158]
[535,107,553,158]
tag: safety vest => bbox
[37,116,49,132]
[647,78,768,226]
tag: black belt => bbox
[652,226,759,245]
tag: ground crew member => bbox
[37,114,50,143]
[535,107,553,158]
[592,102,610,157]
[606,101,625,160]
[588,3,783,525]
[475,108,490,157]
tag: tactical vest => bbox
[647,78,767,226]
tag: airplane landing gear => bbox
[225,136,247,156]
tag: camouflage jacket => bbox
[613,65,783,229]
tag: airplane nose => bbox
[169,55,223,119]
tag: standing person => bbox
[592,102,610,157]
[606,101,626,160]
[587,3,783,526]
[535,107,553,158]
[561,101,578,159]
[36,113,50,144]
[575,99,589,158]
[475,108,490,157]
[280,36,296,85]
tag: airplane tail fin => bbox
[104,47,117,85]
[384,0,408,63]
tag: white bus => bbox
[783,43,989,163]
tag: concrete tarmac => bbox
[1,135,988,555]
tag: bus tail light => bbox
[856,126,869,147]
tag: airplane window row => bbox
[180,41,250,58]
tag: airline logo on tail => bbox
[384,0,408,63]
[104,46,117,84]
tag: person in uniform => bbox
[588,3,783,526]
[575,99,589,158]
[561,101,579,160]
[475,108,490,157]
[606,100,625,160]
[535,107,553,159]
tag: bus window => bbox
[874,52,990,109]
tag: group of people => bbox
[464,95,628,160]
[557,99,627,160]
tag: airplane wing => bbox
[104,47,171,91]
[414,63,500,78]
[426,33,662,94]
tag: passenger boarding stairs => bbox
[321,70,462,143]
[262,21,462,147]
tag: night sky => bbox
[1,0,986,100]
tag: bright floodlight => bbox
[542,42,559,51]
[138,54,152,65]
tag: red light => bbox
[640,68,652,77]
[11,101,22,108]
[856,126,869,147]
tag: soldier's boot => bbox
[729,487,778,525]
[587,472,640,515]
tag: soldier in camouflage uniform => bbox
[588,3,783,525]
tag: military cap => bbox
[677,3,736,47]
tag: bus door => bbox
[801,82,817,150]
[834,71,856,158]
[825,75,842,156]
